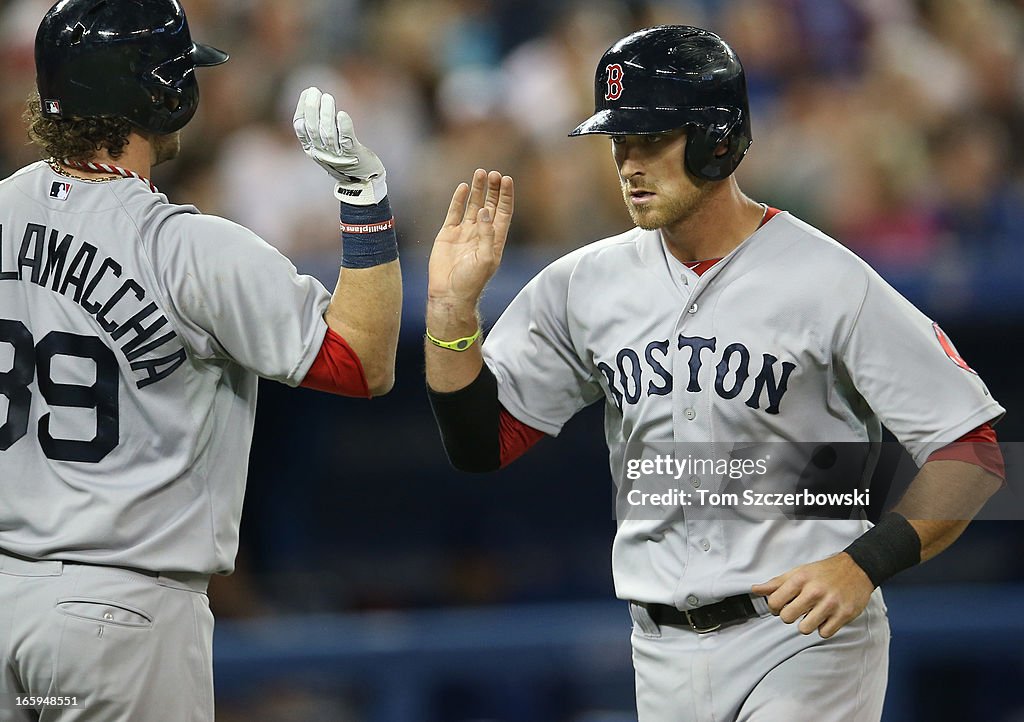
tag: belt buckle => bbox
[684,609,721,634]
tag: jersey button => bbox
[701,538,711,551]
[684,408,696,421]
[688,302,698,314]
[686,595,700,607]
[690,476,701,488]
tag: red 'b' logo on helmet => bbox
[604,63,624,101]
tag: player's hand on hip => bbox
[293,86,387,205]
[428,169,515,306]
[752,552,874,639]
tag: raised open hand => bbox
[428,169,514,305]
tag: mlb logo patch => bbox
[43,99,61,116]
[50,181,72,201]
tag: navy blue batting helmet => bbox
[570,25,752,181]
[35,0,229,135]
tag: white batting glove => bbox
[293,86,388,205]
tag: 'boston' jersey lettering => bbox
[0,222,185,388]
[597,335,797,414]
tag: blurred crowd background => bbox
[2,0,1023,719]
[3,0,1024,301]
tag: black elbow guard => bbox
[427,364,501,473]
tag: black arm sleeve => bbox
[427,364,501,473]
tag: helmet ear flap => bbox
[683,115,752,181]
[136,77,198,134]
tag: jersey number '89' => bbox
[0,318,118,463]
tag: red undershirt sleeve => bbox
[925,422,1005,479]
[499,407,546,468]
[299,326,371,398]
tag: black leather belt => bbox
[644,594,760,633]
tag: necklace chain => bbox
[50,158,159,194]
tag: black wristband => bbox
[427,364,501,473]
[843,512,922,587]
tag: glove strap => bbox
[334,176,389,206]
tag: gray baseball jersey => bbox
[483,211,1004,609]
[0,161,330,575]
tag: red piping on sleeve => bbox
[300,326,371,398]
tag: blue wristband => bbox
[340,196,399,269]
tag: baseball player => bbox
[0,1,400,720]
[425,26,1005,721]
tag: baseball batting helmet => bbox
[35,0,228,135]
[569,25,752,181]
